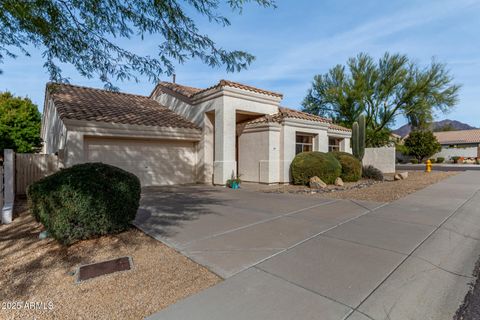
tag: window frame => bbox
[295,133,315,154]
[328,137,343,152]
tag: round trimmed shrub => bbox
[331,151,362,182]
[27,163,141,245]
[290,152,341,185]
[362,165,384,181]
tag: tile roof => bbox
[328,123,352,132]
[434,129,480,145]
[244,107,350,132]
[155,82,202,98]
[47,83,200,129]
[245,107,330,124]
[156,79,283,99]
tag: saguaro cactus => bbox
[352,115,366,160]
[352,122,359,158]
[358,114,366,160]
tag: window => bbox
[328,137,343,152]
[296,134,314,154]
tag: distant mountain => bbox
[393,119,477,137]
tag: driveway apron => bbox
[140,172,480,320]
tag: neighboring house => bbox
[433,129,480,159]
[41,80,351,186]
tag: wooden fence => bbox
[16,154,62,195]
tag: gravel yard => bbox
[454,259,480,320]
[0,203,220,320]
[261,171,458,202]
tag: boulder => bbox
[399,172,408,179]
[309,176,327,189]
[335,177,344,187]
[394,172,409,181]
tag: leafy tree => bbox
[302,52,460,147]
[0,0,275,89]
[0,92,42,153]
[404,130,441,162]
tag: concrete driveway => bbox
[136,172,480,320]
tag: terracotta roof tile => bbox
[48,83,200,129]
[156,82,202,98]
[245,107,350,132]
[156,80,283,99]
[245,107,328,124]
[328,123,351,132]
[213,80,283,98]
[434,129,480,144]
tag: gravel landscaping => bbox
[262,171,458,202]
[454,259,480,320]
[0,202,220,320]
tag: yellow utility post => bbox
[426,159,432,173]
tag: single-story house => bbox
[41,80,351,186]
[433,129,480,159]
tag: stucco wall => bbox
[433,146,479,160]
[238,129,270,182]
[238,124,281,184]
[363,147,396,173]
[152,87,282,184]
[280,119,331,183]
[41,98,67,154]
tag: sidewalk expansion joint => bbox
[345,188,480,320]
[179,199,338,249]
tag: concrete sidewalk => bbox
[146,172,480,320]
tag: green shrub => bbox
[410,159,419,164]
[362,165,384,181]
[27,163,141,245]
[404,130,441,162]
[290,152,341,185]
[331,151,362,182]
[451,156,462,164]
[436,157,445,163]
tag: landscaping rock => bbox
[335,177,344,187]
[399,172,409,180]
[309,176,327,189]
[394,172,409,181]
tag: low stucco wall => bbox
[433,146,479,160]
[363,147,396,173]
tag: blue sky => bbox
[1,0,479,128]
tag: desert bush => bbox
[331,151,362,182]
[362,165,384,181]
[451,156,464,164]
[290,152,341,185]
[27,163,141,245]
[410,159,419,164]
[404,130,441,162]
[436,157,445,163]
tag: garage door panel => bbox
[85,138,196,186]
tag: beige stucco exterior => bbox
[42,81,351,186]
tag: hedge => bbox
[331,151,362,182]
[290,152,341,185]
[27,162,141,245]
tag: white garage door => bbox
[85,138,197,186]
